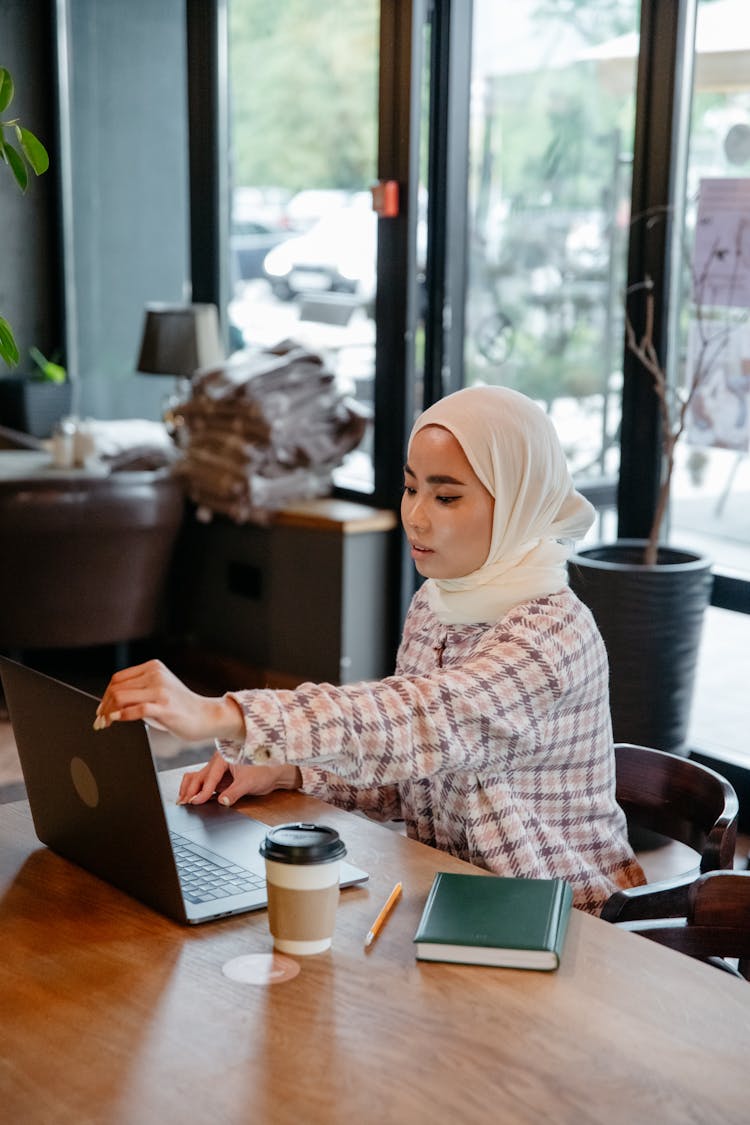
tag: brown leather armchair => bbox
[0,465,185,650]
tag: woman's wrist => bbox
[279,765,303,790]
[213,694,246,741]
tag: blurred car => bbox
[233,185,291,227]
[263,196,376,301]
[231,218,292,282]
[284,188,352,231]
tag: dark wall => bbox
[0,0,190,420]
[64,0,190,419]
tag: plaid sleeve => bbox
[297,766,402,821]
[219,630,558,786]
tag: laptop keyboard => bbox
[170,831,266,904]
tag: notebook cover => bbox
[413,872,573,970]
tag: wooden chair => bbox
[619,870,750,980]
[600,742,739,923]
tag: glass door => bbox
[461,0,642,533]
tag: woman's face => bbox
[401,424,494,580]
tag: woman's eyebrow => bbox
[402,463,466,486]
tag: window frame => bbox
[191,0,749,688]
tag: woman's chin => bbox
[413,557,440,578]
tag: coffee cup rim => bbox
[259,821,347,864]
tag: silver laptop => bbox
[0,656,368,924]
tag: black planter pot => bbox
[568,540,713,757]
[0,376,73,439]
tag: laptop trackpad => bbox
[166,801,270,868]
[166,802,369,888]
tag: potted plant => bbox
[568,202,744,756]
[0,66,72,436]
[0,344,72,439]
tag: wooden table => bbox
[2,770,749,1125]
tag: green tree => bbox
[531,0,638,42]
[533,0,725,43]
[229,0,377,191]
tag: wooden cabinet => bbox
[178,499,399,686]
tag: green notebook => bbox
[413,872,573,970]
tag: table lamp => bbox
[136,302,224,431]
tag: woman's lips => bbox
[410,543,433,558]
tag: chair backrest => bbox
[0,469,184,649]
[614,742,739,869]
[621,871,750,980]
[601,743,739,923]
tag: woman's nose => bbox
[404,495,427,531]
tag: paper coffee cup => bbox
[260,823,347,955]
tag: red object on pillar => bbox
[371,180,399,218]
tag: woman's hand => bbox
[178,750,302,807]
[93,659,245,744]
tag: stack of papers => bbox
[175,340,368,524]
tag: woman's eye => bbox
[436,494,460,505]
[402,485,416,496]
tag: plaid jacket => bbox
[222,584,645,913]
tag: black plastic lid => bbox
[259,822,347,865]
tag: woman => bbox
[96,386,644,913]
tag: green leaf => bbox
[3,141,28,192]
[29,345,66,383]
[0,317,20,369]
[16,126,49,175]
[0,68,13,114]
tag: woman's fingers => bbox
[96,660,171,725]
[93,697,155,730]
[177,752,228,805]
[216,763,294,805]
[177,759,298,810]
[94,660,227,743]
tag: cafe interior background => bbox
[1,0,748,811]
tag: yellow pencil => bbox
[365,881,403,948]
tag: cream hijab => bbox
[408,386,595,626]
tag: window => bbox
[462,0,641,529]
[665,0,750,763]
[666,0,750,582]
[226,0,380,494]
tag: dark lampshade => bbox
[136,303,224,377]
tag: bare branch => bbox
[624,200,749,563]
